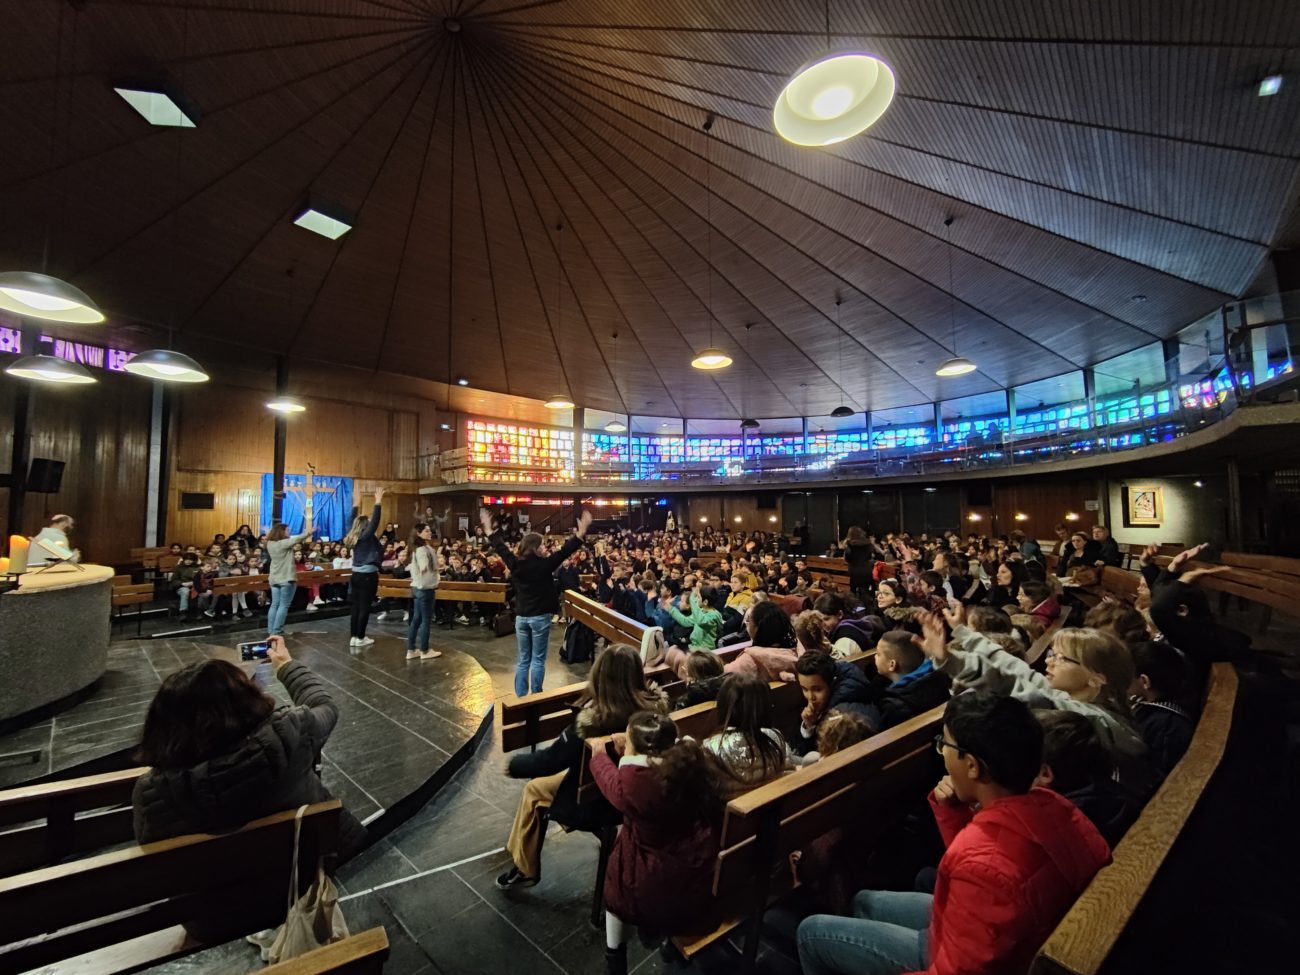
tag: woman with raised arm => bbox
[485,506,592,696]
[343,487,385,649]
[264,501,313,638]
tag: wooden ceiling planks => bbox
[0,0,1298,418]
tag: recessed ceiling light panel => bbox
[113,83,199,127]
[293,203,353,240]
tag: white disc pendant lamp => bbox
[774,52,896,147]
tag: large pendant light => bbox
[692,114,732,371]
[774,2,895,147]
[0,272,104,324]
[605,332,628,431]
[6,353,96,384]
[123,347,209,383]
[936,215,977,377]
[545,394,575,410]
[830,293,855,417]
[1,6,104,326]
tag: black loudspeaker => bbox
[180,492,216,510]
[26,458,65,493]
[966,483,993,506]
[756,493,778,510]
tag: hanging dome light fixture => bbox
[266,396,306,414]
[0,272,105,324]
[774,2,895,147]
[544,395,575,410]
[936,216,978,377]
[6,353,96,384]
[123,348,209,383]
[692,114,732,371]
[1,9,105,326]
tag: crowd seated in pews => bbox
[491,522,1249,975]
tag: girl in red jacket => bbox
[796,690,1110,975]
[589,711,726,975]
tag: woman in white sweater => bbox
[919,606,1155,797]
[406,523,442,661]
[264,508,313,636]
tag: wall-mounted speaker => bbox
[756,493,777,510]
[966,483,993,506]
[180,492,215,510]
[26,458,65,493]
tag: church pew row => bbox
[374,577,508,605]
[804,556,851,590]
[0,801,341,975]
[0,767,146,877]
[1030,661,1238,974]
[261,928,390,975]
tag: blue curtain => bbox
[259,474,354,541]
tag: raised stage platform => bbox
[0,614,571,836]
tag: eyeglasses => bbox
[1045,647,1083,667]
[933,734,964,756]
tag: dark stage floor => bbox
[0,613,586,827]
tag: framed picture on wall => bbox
[1124,485,1163,527]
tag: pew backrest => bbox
[0,767,146,876]
[1031,662,1238,975]
[0,800,341,974]
[260,927,390,975]
[562,589,648,647]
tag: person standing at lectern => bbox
[31,514,78,564]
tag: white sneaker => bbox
[312,596,325,606]
[377,611,388,620]
[358,637,374,647]
[455,614,470,625]
[405,649,420,660]
[420,649,443,660]
[350,637,361,647]
[306,604,318,613]
[402,611,410,622]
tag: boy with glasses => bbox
[797,691,1110,975]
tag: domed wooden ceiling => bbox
[1,0,1298,417]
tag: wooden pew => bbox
[261,928,390,975]
[1030,661,1239,974]
[1025,616,1068,666]
[0,800,341,975]
[0,767,145,877]
[498,638,755,754]
[129,546,169,570]
[376,576,508,606]
[562,589,648,647]
[805,556,851,590]
[111,582,154,636]
[677,704,946,969]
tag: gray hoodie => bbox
[939,625,1155,796]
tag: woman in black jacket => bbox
[496,645,667,890]
[132,635,365,854]
[484,507,593,696]
[344,487,385,648]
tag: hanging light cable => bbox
[546,221,575,407]
[774,0,895,147]
[605,332,627,431]
[0,2,103,325]
[936,215,976,377]
[692,114,731,370]
[126,8,209,384]
[831,293,855,417]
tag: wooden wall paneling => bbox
[168,471,263,547]
[390,411,419,481]
[990,478,1101,541]
[3,376,152,563]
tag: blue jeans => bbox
[514,614,552,696]
[268,582,296,636]
[797,890,932,975]
[407,588,434,651]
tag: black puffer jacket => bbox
[132,660,365,857]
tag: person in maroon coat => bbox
[589,711,726,975]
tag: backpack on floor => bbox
[561,620,597,664]
[493,607,515,638]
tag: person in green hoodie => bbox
[667,584,724,650]
[170,552,200,614]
